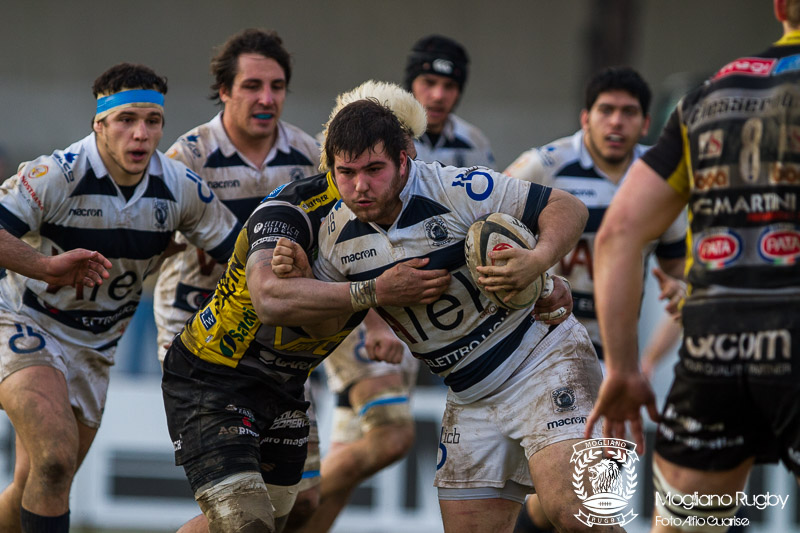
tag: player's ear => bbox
[640,114,652,138]
[580,109,590,131]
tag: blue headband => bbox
[96,89,165,115]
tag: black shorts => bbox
[655,295,800,474]
[162,339,310,492]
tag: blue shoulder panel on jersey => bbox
[22,288,138,334]
[519,185,551,234]
[555,161,604,179]
[396,195,451,229]
[268,148,315,168]
[40,223,173,259]
[0,204,31,238]
[206,225,241,263]
[204,149,247,169]
[442,316,533,392]
[70,168,118,197]
[345,241,464,282]
[335,219,380,244]
[141,174,177,201]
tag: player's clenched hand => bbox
[533,275,572,325]
[271,237,312,279]
[376,257,450,306]
[584,370,660,453]
[44,249,112,288]
[364,327,406,364]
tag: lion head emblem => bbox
[588,458,622,495]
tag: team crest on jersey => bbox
[695,229,742,270]
[153,199,168,229]
[27,165,48,178]
[424,216,453,247]
[552,387,577,412]
[290,167,305,181]
[758,225,800,265]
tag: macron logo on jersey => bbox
[341,248,378,265]
[68,208,103,217]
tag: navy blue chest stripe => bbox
[22,287,139,334]
[206,225,241,263]
[40,223,173,260]
[223,197,262,224]
[396,195,451,229]
[269,148,315,167]
[71,168,117,197]
[205,149,247,169]
[346,240,464,282]
[585,207,606,233]
[335,218,379,244]
[441,316,536,392]
[555,162,604,179]
[0,204,30,237]
[141,174,177,201]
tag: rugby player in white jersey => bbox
[405,35,494,168]
[505,67,686,532]
[270,98,618,533]
[0,63,239,533]
[152,29,335,533]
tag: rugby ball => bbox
[464,213,546,310]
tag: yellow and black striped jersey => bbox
[179,172,366,384]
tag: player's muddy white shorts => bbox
[434,315,602,492]
[0,310,113,428]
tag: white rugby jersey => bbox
[314,159,554,402]
[505,129,687,354]
[0,133,239,350]
[414,114,494,168]
[154,113,320,349]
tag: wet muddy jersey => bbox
[314,159,554,402]
[0,133,239,350]
[642,33,800,299]
[414,114,494,168]
[178,172,366,385]
[505,130,686,351]
[155,114,320,341]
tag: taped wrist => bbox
[350,279,378,311]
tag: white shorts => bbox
[434,315,602,491]
[0,310,114,428]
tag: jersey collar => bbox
[776,29,800,46]
[212,111,291,169]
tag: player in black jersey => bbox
[588,1,800,529]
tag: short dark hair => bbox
[209,28,291,104]
[92,63,168,98]
[325,99,408,173]
[585,66,651,115]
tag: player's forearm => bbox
[594,220,645,375]
[0,229,52,281]
[532,189,588,270]
[253,275,355,327]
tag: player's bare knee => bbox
[34,449,77,491]
[196,472,276,533]
[372,422,414,465]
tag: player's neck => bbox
[585,142,631,184]
[225,125,276,168]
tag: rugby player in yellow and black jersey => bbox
[161,170,448,531]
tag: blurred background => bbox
[0,1,797,532]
